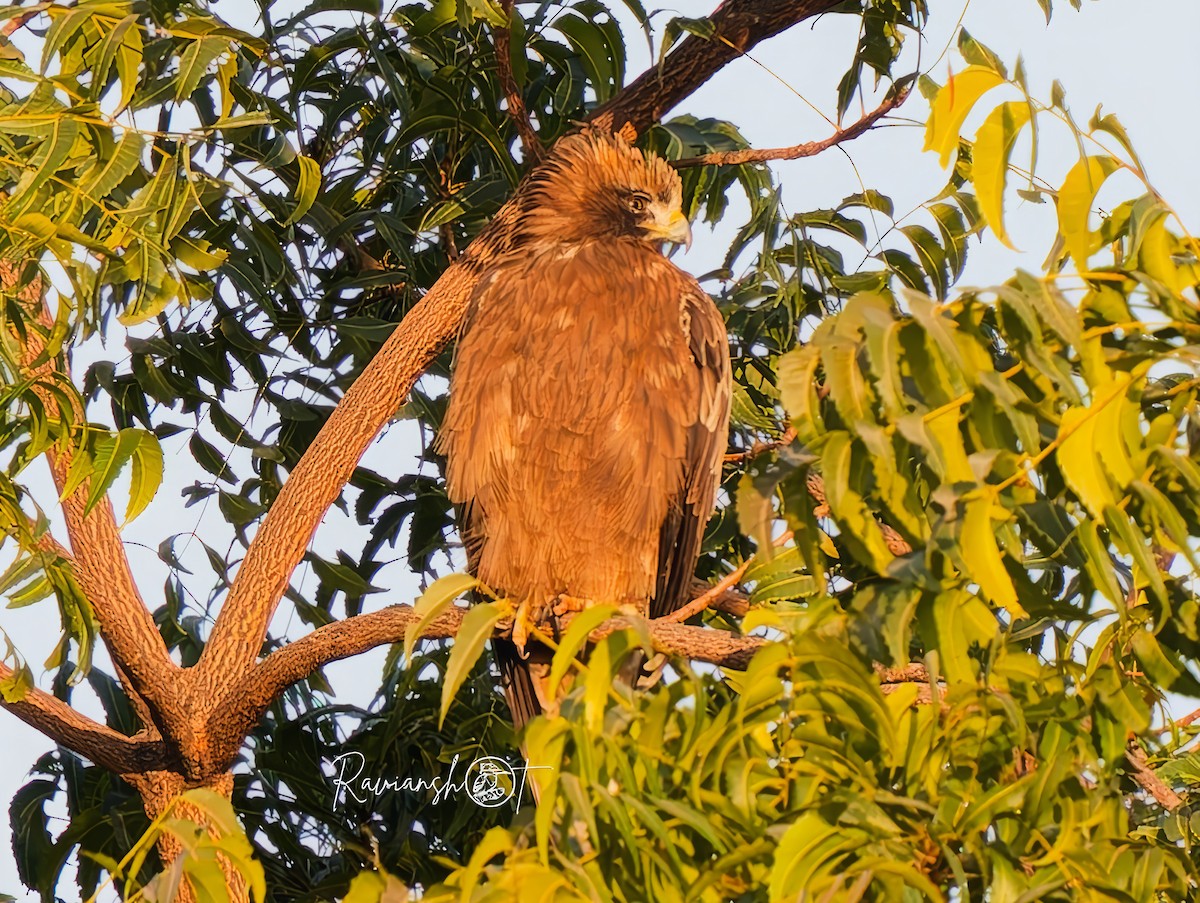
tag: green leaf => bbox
[81,130,145,203]
[126,430,163,522]
[440,601,503,727]
[403,572,481,662]
[175,36,231,102]
[547,604,618,700]
[7,117,80,218]
[778,345,823,441]
[957,28,1007,77]
[284,155,321,226]
[83,428,144,516]
[959,496,1023,617]
[972,101,1032,249]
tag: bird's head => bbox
[522,129,692,251]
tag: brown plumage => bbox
[437,130,731,731]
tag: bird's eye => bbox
[628,193,649,214]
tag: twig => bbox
[590,0,845,136]
[675,79,913,169]
[724,426,796,464]
[664,559,752,624]
[690,579,748,617]
[1,7,42,38]
[495,0,543,163]
[664,530,793,624]
[1171,706,1200,730]
[1126,743,1183,811]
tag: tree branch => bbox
[875,663,1186,812]
[0,662,168,774]
[674,78,912,168]
[196,0,848,697]
[1,262,179,734]
[590,0,847,136]
[206,602,768,767]
[496,0,543,163]
[805,470,912,556]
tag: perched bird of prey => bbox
[437,129,731,730]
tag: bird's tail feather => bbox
[495,638,550,806]
[494,637,546,735]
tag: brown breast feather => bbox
[438,238,730,615]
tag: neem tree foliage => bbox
[0,0,1199,900]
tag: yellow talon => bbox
[511,598,533,657]
[552,593,589,618]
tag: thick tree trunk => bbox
[126,771,250,903]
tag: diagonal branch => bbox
[1,6,43,38]
[0,662,169,774]
[197,0,851,690]
[674,78,913,168]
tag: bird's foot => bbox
[551,594,590,618]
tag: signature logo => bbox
[328,751,548,812]
[464,756,518,807]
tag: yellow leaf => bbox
[1139,215,1199,296]
[1056,154,1120,268]
[439,600,503,727]
[960,498,1023,617]
[924,66,1007,167]
[403,572,481,662]
[1093,372,1136,487]
[924,406,974,483]
[972,101,1032,249]
[1056,377,1129,518]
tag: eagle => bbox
[437,130,731,730]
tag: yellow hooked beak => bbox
[643,206,693,251]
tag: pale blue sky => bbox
[2,1,1198,897]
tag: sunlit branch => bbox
[496,0,544,164]
[0,662,168,773]
[675,78,913,169]
[1,262,179,737]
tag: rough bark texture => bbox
[206,599,769,767]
